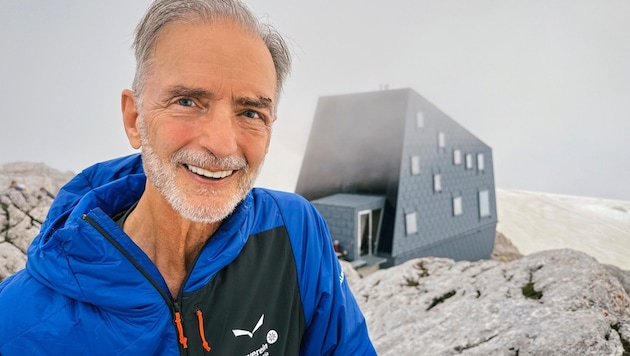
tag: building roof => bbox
[311,193,385,208]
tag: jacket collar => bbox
[26,154,253,310]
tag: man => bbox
[0,0,376,355]
[9,180,25,192]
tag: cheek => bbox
[149,121,197,149]
[238,130,270,162]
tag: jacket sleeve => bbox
[281,195,377,355]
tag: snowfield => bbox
[496,188,630,270]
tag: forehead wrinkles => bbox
[147,20,277,98]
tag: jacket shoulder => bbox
[252,188,311,206]
[0,271,73,346]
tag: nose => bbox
[196,108,238,158]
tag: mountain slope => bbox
[496,188,630,270]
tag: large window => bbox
[411,155,421,175]
[453,149,462,165]
[433,174,442,192]
[466,154,474,170]
[477,153,485,171]
[479,190,491,218]
[416,112,424,128]
[405,212,418,235]
[453,196,463,216]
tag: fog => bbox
[1,0,629,200]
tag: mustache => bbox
[171,149,248,171]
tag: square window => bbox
[438,132,446,149]
[433,174,442,192]
[453,196,463,216]
[477,153,485,171]
[411,155,421,175]
[453,149,462,165]
[416,112,424,128]
[466,154,474,170]
[479,190,491,217]
[405,212,418,235]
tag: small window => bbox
[453,196,463,216]
[433,174,442,192]
[411,155,421,175]
[416,112,424,128]
[405,212,418,235]
[438,132,446,149]
[477,153,485,171]
[479,190,491,217]
[453,149,462,165]
[466,154,474,170]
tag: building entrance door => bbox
[358,209,381,257]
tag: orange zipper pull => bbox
[175,311,188,349]
[196,309,212,352]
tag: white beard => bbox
[138,116,261,223]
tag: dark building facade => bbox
[296,88,497,267]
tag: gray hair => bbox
[131,0,291,106]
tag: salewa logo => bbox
[233,314,264,338]
[246,343,268,356]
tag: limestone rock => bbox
[29,205,50,224]
[6,203,26,229]
[491,231,523,262]
[0,242,27,281]
[0,207,7,237]
[352,249,630,355]
[605,264,630,298]
[0,161,74,281]
[0,161,74,196]
[340,259,362,287]
[6,217,40,254]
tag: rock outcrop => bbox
[490,231,523,262]
[352,249,630,355]
[0,162,74,281]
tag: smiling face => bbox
[122,19,277,223]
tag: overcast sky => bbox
[1,0,629,201]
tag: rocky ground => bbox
[2,162,630,355]
[0,161,73,280]
[347,249,630,355]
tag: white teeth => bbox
[187,165,233,179]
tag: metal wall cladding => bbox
[298,88,497,266]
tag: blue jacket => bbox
[0,154,376,355]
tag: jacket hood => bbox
[25,153,254,313]
[24,154,164,311]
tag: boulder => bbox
[491,231,523,262]
[0,242,27,282]
[606,264,630,298]
[6,203,26,229]
[6,217,40,254]
[351,249,630,355]
[0,161,74,281]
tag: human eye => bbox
[241,109,261,120]
[177,98,195,107]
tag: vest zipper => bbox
[83,213,218,354]
[172,249,214,353]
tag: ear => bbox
[121,89,142,149]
